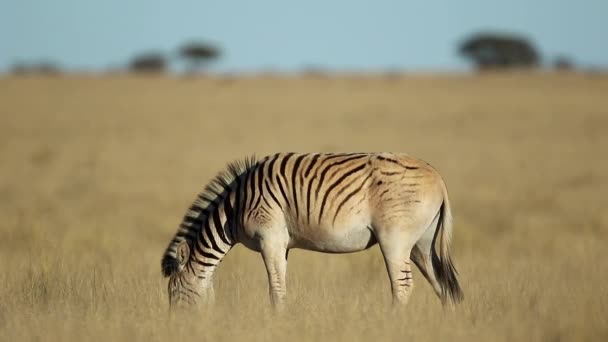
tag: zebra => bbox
[162,152,463,309]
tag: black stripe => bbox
[252,159,267,211]
[257,206,272,217]
[377,155,419,170]
[279,153,295,179]
[213,209,230,245]
[240,172,249,226]
[304,154,321,177]
[306,176,315,225]
[299,169,305,210]
[185,261,195,273]
[183,215,204,225]
[265,180,282,209]
[260,192,271,208]
[223,193,234,239]
[247,167,265,221]
[258,159,266,189]
[202,186,223,199]
[199,228,211,249]
[247,163,257,209]
[259,154,281,214]
[267,153,280,180]
[177,228,195,237]
[183,286,201,297]
[333,169,368,199]
[188,204,208,214]
[333,172,372,225]
[377,156,400,163]
[194,239,220,260]
[314,155,367,203]
[231,179,241,243]
[203,220,225,254]
[386,202,408,209]
[191,256,216,268]
[251,191,263,213]
[275,174,290,208]
[291,154,306,220]
[201,249,221,260]
[238,172,251,227]
[179,291,195,304]
[199,194,222,206]
[181,273,195,286]
[379,189,390,198]
[319,163,367,223]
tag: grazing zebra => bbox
[162,153,463,309]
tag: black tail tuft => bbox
[431,250,464,305]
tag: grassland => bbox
[0,72,607,341]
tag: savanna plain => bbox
[0,72,607,341]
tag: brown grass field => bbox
[1,72,607,341]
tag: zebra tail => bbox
[431,188,464,305]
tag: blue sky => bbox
[1,0,606,73]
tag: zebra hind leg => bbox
[410,212,443,299]
[376,231,417,306]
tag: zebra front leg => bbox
[259,238,288,310]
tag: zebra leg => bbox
[259,237,288,310]
[411,212,443,298]
[376,231,416,305]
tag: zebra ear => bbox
[176,241,190,269]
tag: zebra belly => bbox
[288,224,377,253]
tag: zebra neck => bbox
[189,192,237,278]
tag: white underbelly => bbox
[288,223,376,253]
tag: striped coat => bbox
[162,153,463,308]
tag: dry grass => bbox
[1,72,607,341]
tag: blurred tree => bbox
[459,33,540,70]
[553,56,574,70]
[129,53,166,73]
[301,65,328,79]
[11,63,29,75]
[178,41,220,74]
[11,61,61,75]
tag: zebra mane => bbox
[161,155,258,277]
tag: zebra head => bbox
[166,241,200,309]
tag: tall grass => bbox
[1,73,607,341]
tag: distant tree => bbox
[553,56,574,71]
[10,63,29,75]
[178,41,220,74]
[459,33,540,70]
[11,61,61,75]
[129,53,166,73]
[301,65,328,78]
